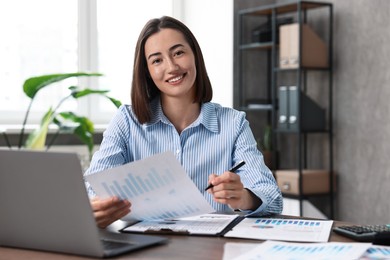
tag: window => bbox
[91,0,174,123]
[0,0,78,125]
[0,0,233,130]
[0,0,174,126]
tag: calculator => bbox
[333,224,390,242]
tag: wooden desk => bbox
[0,219,355,260]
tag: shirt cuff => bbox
[242,188,269,216]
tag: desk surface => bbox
[0,219,355,260]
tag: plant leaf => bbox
[56,112,95,155]
[25,108,55,149]
[263,125,272,151]
[105,96,122,108]
[23,72,103,98]
[69,87,122,108]
[70,87,110,98]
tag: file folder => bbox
[288,86,299,130]
[279,23,328,69]
[278,86,326,132]
[288,86,326,131]
[278,86,288,130]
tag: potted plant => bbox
[1,72,121,160]
[258,125,273,169]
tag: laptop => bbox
[0,149,168,258]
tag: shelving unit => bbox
[235,1,334,218]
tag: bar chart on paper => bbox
[101,167,175,198]
[224,218,333,242]
[86,152,214,221]
[234,241,372,260]
[364,245,390,259]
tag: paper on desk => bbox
[231,240,372,260]
[362,245,390,259]
[86,151,214,221]
[223,242,258,260]
[224,218,333,242]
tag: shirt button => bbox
[176,149,180,154]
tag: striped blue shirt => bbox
[85,98,282,216]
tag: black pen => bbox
[204,160,246,191]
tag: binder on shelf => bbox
[278,86,288,130]
[278,86,326,132]
[288,86,299,130]
[279,23,328,69]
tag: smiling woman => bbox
[84,16,282,229]
[0,0,233,141]
[144,29,200,133]
[146,31,197,92]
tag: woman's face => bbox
[144,28,197,100]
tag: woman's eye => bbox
[174,50,184,57]
[152,58,161,65]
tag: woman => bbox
[85,16,282,228]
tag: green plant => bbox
[3,72,121,159]
[258,125,272,152]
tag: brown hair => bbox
[131,16,213,124]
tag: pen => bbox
[204,160,246,191]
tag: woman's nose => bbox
[167,58,179,72]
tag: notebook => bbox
[0,149,167,258]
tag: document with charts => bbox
[85,151,214,221]
[231,241,371,260]
[224,217,333,242]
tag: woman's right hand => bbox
[90,196,131,229]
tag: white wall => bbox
[180,0,233,108]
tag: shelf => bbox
[274,67,331,72]
[275,128,330,134]
[282,193,331,199]
[240,104,273,112]
[239,42,273,51]
[235,1,334,218]
[238,1,332,16]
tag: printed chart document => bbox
[224,217,333,242]
[86,151,214,221]
[231,240,372,260]
[362,245,390,259]
[122,213,240,235]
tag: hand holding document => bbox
[86,151,214,221]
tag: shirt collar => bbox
[199,102,219,133]
[145,97,169,126]
[145,97,219,133]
